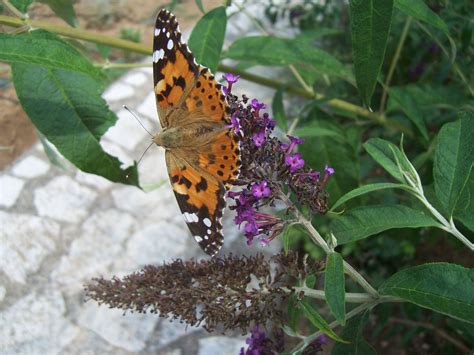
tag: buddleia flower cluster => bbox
[223,73,334,246]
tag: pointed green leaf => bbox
[332,311,376,355]
[331,182,410,211]
[364,138,405,182]
[188,6,227,73]
[0,30,102,78]
[379,263,474,324]
[299,299,347,343]
[331,205,441,244]
[12,63,138,186]
[388,86,429,140]
[325,252,346,325]
[433,112,474,217]
[349,0,394,107]
[454,172,474,232]
[38,0,78,27]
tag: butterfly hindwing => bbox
[166,151,225,256]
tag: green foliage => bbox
[349,0,394,108]
[379,263,474,324]
[38,0,78,27]
[324,252,346,325]
[332,311,376,355]
[188,6,227,73]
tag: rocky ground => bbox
[0,4,289,353]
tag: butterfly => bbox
[151,9,240,256]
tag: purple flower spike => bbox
[251,181,271,199]
[285,152,305,173]
[252,131,265,147]
[224,73,240,84]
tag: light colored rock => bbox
[0,286,5,303]
[78,302,158,352]
[102,82,134,102]
[51,209,136,288]
[34,176,97,223]
[111,185,181,223]
[0,211,58,284]
[0,290,79,354]
[124,71,148,86]
[127,222,192,265]
[137,148,168,186]
[101,109,150,151]
[136,91,157,119]
[100,140,135,169]
[139,66,153,75]
[0,175,24,208]
[156,320,199,348]
[75,170,113,190]
[12,155,50,178]
[198,336,246,355]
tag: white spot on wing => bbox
[152,49,165,63]
[203,218,212,227]
[154,28,161,36]
[183,212,198,223]
[207,229,212,235]
[167,39,174,50]
[194,236,203,242]
[166,31,170,38]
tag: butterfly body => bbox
[152,9,240,256]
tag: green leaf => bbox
[292,126,343,139]
[195,0,205,13]
[188,6,227,73]
[332,311,376,355]
[0,30,102,78]
[349,0,394,108]
[38,0,78,27]
[331,182,409,211]
[363,138,404,182]
[325,252,346,325]
[300,120,359,202]
[454,171,474,232]
[379,263,474,324]
[272,88,287,130]
[37,131,67,171]
[331,205,441,244]
[9,0,32,12]
[225,36,354,84]
[394,0,447,34]
[433,112,474,217]
[299,299,347,343]
[12,63,138,186]
[388,86,428,141]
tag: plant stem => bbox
[0,14,413,136]
[1,0,26,19]
[289,286,375,303]
[379,16,412,113]
[279,193,379,298]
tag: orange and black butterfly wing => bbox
[166,151,226,256]
[153,9,199,128]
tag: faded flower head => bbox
[223,76,334,246]
[85,252,307,334]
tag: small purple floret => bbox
[224,73,240,84]
[252,131,265,147]
[251,181,271,199]
[285,152,305,173]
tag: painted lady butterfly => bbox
[152,9,240,256]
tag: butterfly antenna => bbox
[137,141,155,167]
[123,105,154,137]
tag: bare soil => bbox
[0,0,220,169]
